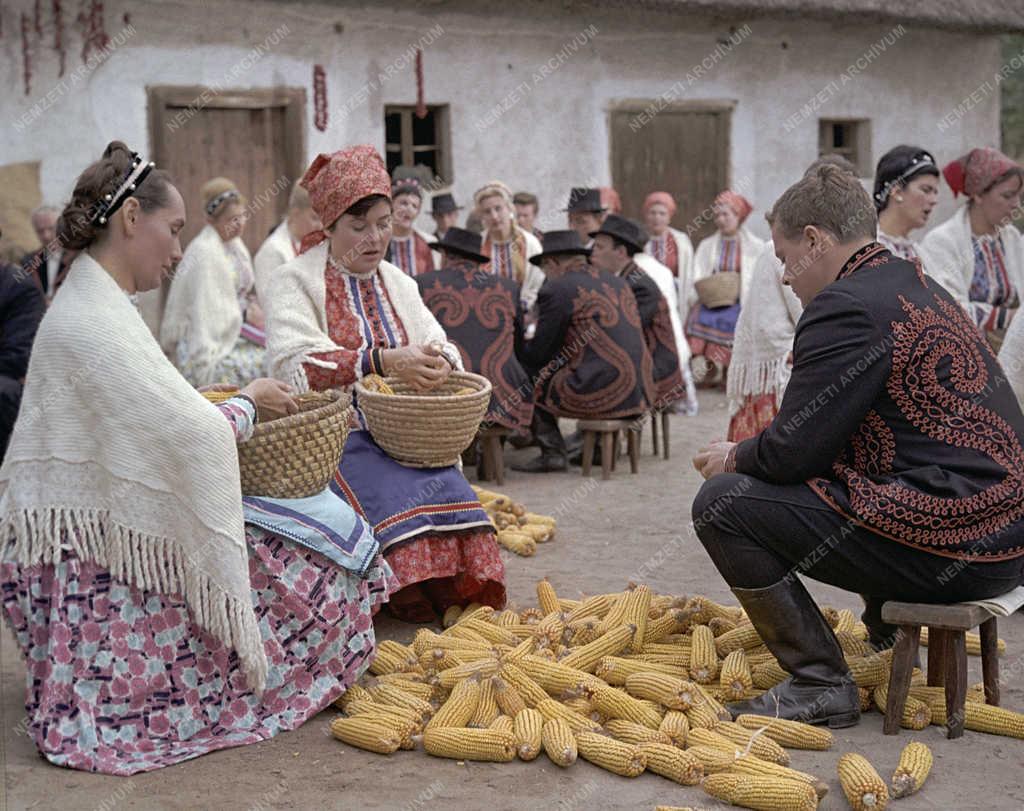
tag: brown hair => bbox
[767,164,877,242]
[805,153,859,177]
[513,191,539,209]
[201,177,247,218]
[57,141,175,251]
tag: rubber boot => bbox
[512,409,567,473]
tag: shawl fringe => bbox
[726,354,791,416]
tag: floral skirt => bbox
[727,392,780,442]
[0,526,396,775]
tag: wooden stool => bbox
[578,419,639,480]
[476,426,512,486]
[649,408,671,459]
[881,600,1001,739]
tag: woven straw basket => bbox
[695,272,741,308]
[203,389,351,498]
[354,371,492,468]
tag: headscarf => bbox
[473,180,514,209]
[642,191,677,218]
[298,144,392,253]
[714,190,753,225]
[600,187,622,215]
[943,147,1022,199]
[873,145,939,211]
[391,178,423,200]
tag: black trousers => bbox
[532,407,567,457]
[0,375,22,464]
[693,473,1024,640]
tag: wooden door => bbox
[610,102,732,244]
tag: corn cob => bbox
[367,683,434,721]
[702,773,818,811]
[858,687,873,712]
[499,663,549,708]
[422,726,516,762]
[686,595,741,624]
[713,720,790,766]
[966,682,987,703]
[659,710,690,747]
[413,629,491,656]
[520,524,552,543]
[624,672,695,710]
[330,715,402,754]
[595,591,633,635]
[714,624,763,657]
[536,578,561,616]
[468,676,500,727]
[720,649,754,700]
[534,612,567,645]
[562,696,593,717]
[836,630,875,658]
[890,741,932,798]
[643,609,686,645]
[834,609,857,634]
[445,624,495,648]
[438,657,500,690]
[503,636,536,662]
[498,530,536,556]
[734,715,833,750]
[623,584,652,653]
[962,702,1024,738]
[519,655,603,694]
[872,683,931,730]
[752,661,789,689]
[491,676,527,717]
[519,607,544,624]
[566,593,617,622]
[369,639,420,676]
[590,686,663,729]
[852,621,869,640]
[846,655,889,689]
[686,700,725,730]
[630,652,691,669]
[689,625,719,683]
[569,618,602,647]
[559,624,636,673]
[489,714,514,734]
[684,744,737,774]
[708,615,739,636]
[512,707,543,761]
[605,718,672,746]
[837,752,889,810]
[426,675,481,730]
[920,627,1006,655]
[373,674,435,702]
[687,726,742,755]
[575,731,647,777]
[541,718,577,767]
[455,604,492,624]
[344,701,424,741]
[595,656,688,685]
[536,698,602,733]
[523,511,556,527]
[333,683,373,711]
[821,606,841,627]
[640,742,703,785]
[460,618,518,648]
[729,753,829,798]
[495,608,521,627]
[442,604,463,628]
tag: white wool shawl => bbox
[254,220,296,305]
[0,252,267,691]
[160,225,247,382]
[633,252,690,364]
[689,227,767,308]
[998,312,1024,409]
[726,243,803,416]
[265,242,460,392]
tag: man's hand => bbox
[692,440,737,480]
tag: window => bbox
[818,119,871,176]
[384,105,451,187]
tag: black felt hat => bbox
[529,230,592,265]
[562,187,606,213]
[430,192,463,215]
[589,214,648,254]
[430,227,489,264]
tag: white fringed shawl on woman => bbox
[0,253,268,691]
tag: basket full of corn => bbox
[354,371,491,468]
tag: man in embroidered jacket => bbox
[692,164,1024,728]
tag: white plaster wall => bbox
[0,0,1006,240]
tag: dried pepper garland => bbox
[53,0,65,77]
[415,47,426,119]
[76,0,109,64]
[313,63,327,132]
[21,12,31,94]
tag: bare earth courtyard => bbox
[2,390,1022,811]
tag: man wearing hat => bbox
[430,192,463,241]
[513,230,653,473]
[564,187,607,247]
[590,215,685,411]
[417,228,534,436]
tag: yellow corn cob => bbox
[689,625,719,683]
[437,657,500,690]
[590,686,663,729]
[640,742,704,785]
[729,754,829,799]
[369,639,419,676]
[834,609,857,634]
[884,740,930,800]
[966,682,987,703]
[520,524,553,543]
[495,608,521,627]
[419,648,463,674]
[962,702,1024,738]
[623,584,652,653]
[734,715,834,750]
[455,603,492,625]
[872,683,931,730]
[497,530,536,556]
[535,698,602,733]
[426,675,481,730]
[643,609,686,644]
[837,752,889,810]
[851,621,869,641]
[504,636,536,662]
[845,655,889,689]
[367,683,434,720]
[594,591,633,635]
[566,593,617,622]
[489,714,514,735]
[445,624,494,648]
[686,595,742,624]
[659,710,690,747]
[422,726,516,762]
[344,701,423,741]
[442,604,463,628]
[631,652,692,669]
[714,624,762,657]
[460,618,518,648]
[821,606,841,627]
[413,629,491,656]
[708,615,739,636]
[720,649,754,700]
[562,696,594,717]
[519,607,544,624]
[519,655,603,695]
[605,718,672,746]
[624,672,698,711]
[353,710,420,750]
[373,674,435,701]
[595,656,688,686]
[684,745,737,774]
[569,618,602,647]
[575,731,647,777]
[534,612,567,645]
[513,707,543,761]
[836,631,875,658]
[685,700,725,730]
[858,687,873,712]
[752,661,789,689]
[492,676,527,717]
[467,676,500,727]
[361,374,395,395]
[523,511,556,528]
[638,639,692,655]
[536,578,560,615]
[541,718,577,767]
[559,624,636,673]
[499,663,549,708]
[919,627,1006,655]
[688,726,742,755]
[330,715,402,754]
[713,720,790,766]
[333,683,373,711]
[702,773,819,811]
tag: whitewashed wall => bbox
[0,0,1006,241]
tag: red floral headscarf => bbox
[642,191,677,218]
[714,190,753,225]
[942,147,1022,199]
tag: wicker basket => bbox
[354,371,492,468]
[203,388,351,498]
[695,272,741,308]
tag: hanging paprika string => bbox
[21,12,31,94]
[313,64,327,132]
[415,47,426,119]
[54,0,66,77]
[33,0,41,38]
[77,0,109,64]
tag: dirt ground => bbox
[2,389,1023,811]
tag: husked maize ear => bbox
[569,618,602,647]
[595,656,688,685]
[858,687,873,713]
[872,683,931,730]
[560,624,636,673]
[497,529,536,556]
[438,658,500,690]
[541,718,577,767]
[373,674,435,702]
[575,731,647,777]
[590,686,663,729]
[689,625,719,684]
[685,744,736,774]
[708,616,739,636]
[519,655,603,694]
[714,624,763,657]
[720,649,754,700]
[643,610,686,644]
[962,702,1024,739]
[536,698,602,733]
[520,524,553,543]
[534,612,567,645]
[423,727,516,762]
[536,578,560,615]
[623,584,652,654]
[495,608,521,627]
[330,715,402,754]
[523,512,556,528]
[834,609,857,634]
[846,655,889,689]
[639,742,703,785]
[891,741,932,798]
[489,714,514,734]
[837,631,875,658]
[702,772,819,811]
[442,604,463,628]
[729,754,829,799]
[685,700,724,731]
[499,663,549,708]
[468,676,500,727]
[562,696,593,716]
[687,726,741,755]
[920,627,1006,655]
[334,683,373,711]
[369,639,419,676]
[624,672,695,710]
[368,683,434,720]
[734,715,834,750]
[752,661,789,689]
[837,752,889,811]
[604,718,672,746]
[461,618,518,647]
[520,607,544,624]
[566,593,616,622]
[492,676,527,717]
[427,676,481,730]
[513,708,543,761]
[595,592,632,635]
[713,720,790,766]
[361,374,395,395]
[659,710,690,747]
[686,595,741,624]
[413,629,491,656]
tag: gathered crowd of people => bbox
[1,132,1023,775]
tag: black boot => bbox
[726,577,860,728]
[511,409,567,473]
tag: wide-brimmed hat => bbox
[431,192,462,215]
[562,187,606,213]
[529,230,591,265]
[431,227,489,264]
[589,214,648,254]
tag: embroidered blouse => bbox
[646,234,679,276]
[969,232,1019,332]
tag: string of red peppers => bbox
[313,63,327,131]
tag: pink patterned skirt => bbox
[727,392,780,442]
[0,526,397,775]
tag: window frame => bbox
[818,118,872,177]
[384,104,452,186]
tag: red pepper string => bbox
[33,0,42,38]
[21,12,31,94]
[313,64,327,132]
[53,0,65,77]
[77,0,109,64]
[415,47,426,119]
